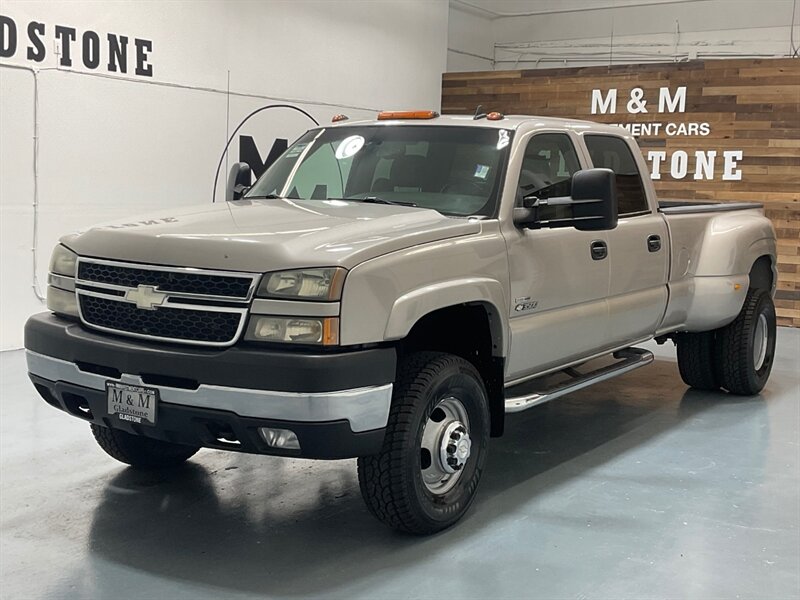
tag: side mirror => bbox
[226,162,252,201]
[513,168,618,231]
[570,168,618,231]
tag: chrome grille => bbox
[80,295,242,343]
[77,262,253,299]
[75,259,259,346]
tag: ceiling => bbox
[451,0,710,18]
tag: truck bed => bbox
[658,200,764,214]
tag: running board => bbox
[504,347,654,413]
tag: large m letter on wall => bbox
[238,136,288,182]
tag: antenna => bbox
[473,105,488,120]
[211,105,319,203]
[224,70,231,178]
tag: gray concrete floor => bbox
[1,330,798,600]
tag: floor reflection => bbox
[84,358,771,596]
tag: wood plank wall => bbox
[442,58,800,327]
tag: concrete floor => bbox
[1,330,798,600]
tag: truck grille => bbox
[79,296,242,343]
[75,259,259,346]
[77,262,253,299]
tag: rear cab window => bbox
[584,135,650,216]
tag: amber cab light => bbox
[332,114,349,122]
[377,110,439,121]
[486,112,504,121]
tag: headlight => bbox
[257,268,345,301]
[246,316,339,345]
[49,245,78,276]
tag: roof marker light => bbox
[377,110,439,121]
[486,112,504,121]
[332,114,349,123]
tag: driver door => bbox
[504,132,611,382]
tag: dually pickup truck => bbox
[26,110,778,534]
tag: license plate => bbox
[106,382,158,426]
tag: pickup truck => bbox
[25,110,778,534]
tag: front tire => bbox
[358,352,490,535]
[714,288,777,395]
[90,424,200,469]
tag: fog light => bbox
[258,427,300,450]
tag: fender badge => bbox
[514,301,538,312]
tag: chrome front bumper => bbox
[26,351,393,433]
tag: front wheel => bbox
[90,424,200,469]
[358,352,490,535]
[714,288,777,395]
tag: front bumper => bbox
[25,313,396,459]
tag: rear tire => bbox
[714,288,776,395]
[357,352,490,535]
[90,424,199,468]
[676,331,720,391]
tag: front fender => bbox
[337,225,510,353]
[384,278,508,356]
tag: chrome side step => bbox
[504,347,654,413]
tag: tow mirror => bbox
[513,168,618,231]
[226,162,252,201]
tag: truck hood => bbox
[64,198,481,273]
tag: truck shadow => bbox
[85,358,768,596]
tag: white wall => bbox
[0,0,448,350]
[448,0,799,71]
[447,7,494,71]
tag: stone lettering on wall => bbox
[0,14,153,77]
[591,85,744,181]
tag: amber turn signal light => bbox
[377,110,439,120]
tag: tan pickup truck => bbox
[25,110,777,534]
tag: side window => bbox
[584,135,649,215]
[517,133,581,205]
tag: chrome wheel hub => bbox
[440,421,471,474]
[753,313,768,371]
[420,397,471,494]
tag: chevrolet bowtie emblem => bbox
[125,285,167,310]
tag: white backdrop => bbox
[0,0,448,349]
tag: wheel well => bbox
[398,304,505,437]
[749,255,774,294]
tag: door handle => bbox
[647,234,662,253]
[590,240,608,261]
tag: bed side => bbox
[657,203,777,335]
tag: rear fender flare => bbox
[693,214,776,278]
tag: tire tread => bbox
[90,424,199,468]
[676,331,719,391]
[358,352,483,534]
[715,288,773,395]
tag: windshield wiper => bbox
[245,193,282,199]
[329,196,417,207]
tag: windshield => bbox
[245,125,513,217]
